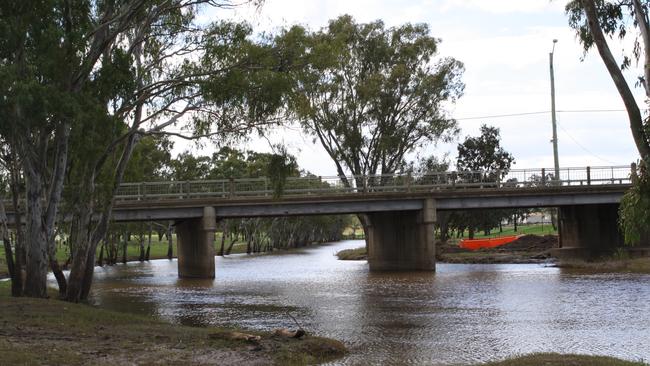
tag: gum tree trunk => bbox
[219,221,227,256]
[122,231,128,264]
[581,0,650,161]
[0,199,19,295]
[167,223,173,260]
[66,132,139,302]
[23,166,48,298]
[145,224,151,261]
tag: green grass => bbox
[0,281,346,365]
[341,227,365,239]
[0,233,253,278]
[471,224,557,239]
[480,353,647,366]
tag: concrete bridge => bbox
[4,165,636,278]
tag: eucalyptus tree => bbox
[286,15,464,184]
[0,140,25,296]
[207,147,249,179]
[0,158,18,293]
[168,152,213,181]
[456,125,514,175]
[566,0,650,244]
[567,0,650,161]
[122,136,173,183]
[455,125,515,239]
[0,0,296,301]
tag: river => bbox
[82,240,650,365]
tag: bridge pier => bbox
[366,198,436,271]
[552,203,623,260]
[176,207,217,278]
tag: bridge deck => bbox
[107,184,629,221]
[3,165,633,222]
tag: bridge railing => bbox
[111,165,632,201]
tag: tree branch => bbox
[582,0,650,161]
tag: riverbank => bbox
[479,353,647,365]
[0,282,346,365]
[336,236,650,274]
[336,234,556,264]
[439,234,556,264]
[557,257,650,273]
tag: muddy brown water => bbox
[68,240,650,365]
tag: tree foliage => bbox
[285,15,464,181]
[0,0,298,301]
[266,146,298,198]
[453,125,515,239]
[619,162,650,244]
[456,125,515,176]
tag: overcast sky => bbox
[190,0,646,176]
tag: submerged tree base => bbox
[479,353,646,366]
[0,282,346,365]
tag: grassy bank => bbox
[558,257,650,274]
[0,235,252,278]
[341,227,365,239]
[480,353,646,366]
[471,224,557,239]
[0,282,346,365]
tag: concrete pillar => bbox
[552,203,623,260]
[176,207,217,278]
[366,198,437,271]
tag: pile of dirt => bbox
[438,234,559,264]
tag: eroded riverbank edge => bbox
[0,282,346,365]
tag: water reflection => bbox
[80,241,650,365]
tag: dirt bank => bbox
[440,234,558,264]
[478,353,646,366]
[557,257,650,274]
[337,235,559,264]
[0,283,346,365]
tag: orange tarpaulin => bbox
[459,235,522,250]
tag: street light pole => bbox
[549,39,560,182]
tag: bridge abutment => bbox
[176,206,217,278]
[553,203,623,260]
[366,198,436,271]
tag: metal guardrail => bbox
[113,165,633,201]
